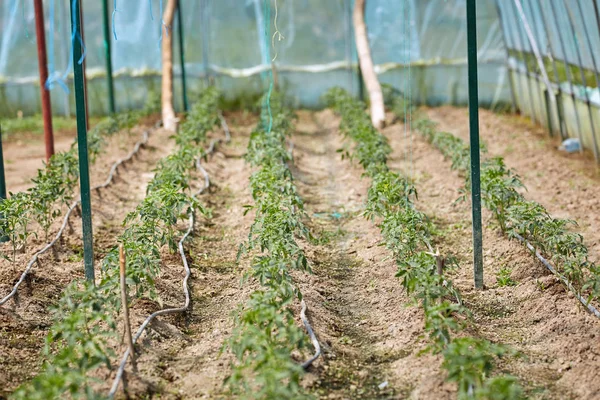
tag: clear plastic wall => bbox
[497,0,600,159]
[0,0,510,118]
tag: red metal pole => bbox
[79,1,89,129]
[33,0,55,161]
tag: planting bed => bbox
[1,97,600,399]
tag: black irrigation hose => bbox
[0,123,160,306]
[512,232,600,318]
[300,299,321,369]
[109,120,231,397]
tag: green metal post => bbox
[358,64,365,102]
[176,1,189,112]
[0,126,7,243]
[71,0,95,282]
[0,126,6,200]
[102,0,116,114]
[467,0,484,289]
[543,89,554,137]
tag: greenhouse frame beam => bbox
[466,0,484,290]
[70,0,95,282]
[33,0,55,161]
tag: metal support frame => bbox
[546,0,585,152]
[567,0,600,162]
[526,0,565,138]
[493,0,519,114]
[176,0,189,112]
[531,0,567,138]
[466,0,484,290]
[33,0,55,162]
[507,0,541,123]
[70,0,95,282]
[102,0,116,114]
[201,0,210,85]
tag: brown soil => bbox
[0,122,173,395]
[2,108,600,400]
[290,110,451,399]
[3,129,75,194]
[104,112,259,399]
[386,110,600,399]
[425,106,600,261]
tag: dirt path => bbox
[0,124,175,395]
[290,110,453,399]
[383,119,600,399]
[426,106,600,261]
[3,131,74,194]
[113,113,258,399]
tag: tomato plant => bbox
[328,88,522,399]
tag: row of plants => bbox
[0,96,160,264]
[409,111,600,304]
[11,88,221,400]
[226,92,312,399]
[325,87,522,399]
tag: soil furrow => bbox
[121,114,258,399]
[383,119,600,399]
[292,110,449,399]
[425,107,600,261]
[0,125,175,394]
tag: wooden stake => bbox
[436,254,445,277]
[119,244,136,370]
[353,0,385,129]
[161,0,178,132]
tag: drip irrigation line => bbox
[300,299,321,369]
[109,117,230,397]
[109,211,194,398]
[0,123,160,307]
[512,232,600,319]
[218,111,231,142]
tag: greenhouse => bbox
[1,0,600,399]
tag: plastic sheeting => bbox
[0,0,508,117]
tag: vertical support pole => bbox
[176,0,189,112]
[70,0,95,282]
[344,0,354,94]
[0,126,7,243]
[33,0,55,162]
[467,0,484,290]
[544,89,554,135]
[358,64,365,102]
[79,2,89,128]
[102,0,116,114]
[201,0,210,86]
[0,126,6,201]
